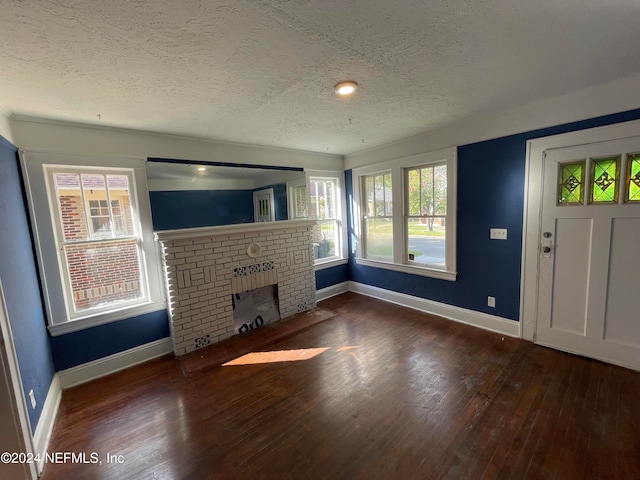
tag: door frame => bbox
[521,118,640,342]
[0,278,38,479]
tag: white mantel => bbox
[154,219,317,242]
[155,220,317,356]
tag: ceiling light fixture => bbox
[334,81,358,96]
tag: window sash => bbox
[46,165,149,319]
[362,172,393,260]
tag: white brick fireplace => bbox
[155,220,317,356]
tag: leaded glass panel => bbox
[557,161,585,205]
[590,156,620,204]
[626,153,640,203]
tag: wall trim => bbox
[33,374,61,476]
[348,281,521,338]
[316,281,349,302]
[58,338,173,389]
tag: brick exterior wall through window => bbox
[65,239,142,310]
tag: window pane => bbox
[292,185,307,218]
[421,166,433,214]
[364,176,374,216]
[312,220,337,260]
[310,179,336,220]
[407,217,446,266]
[626,153,640,202]
[383,173,393,216]
[407,169,421,216]
[433,165,447,215]
[365,217,393,261]
[54,173,88,242]
[557,161,585,205]
[107,175,134,236]
[81,174,112,238]
[590,156,620,204]
[64,239,143,312]
[374,175,385,215]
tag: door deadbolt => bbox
[543,232,552,238]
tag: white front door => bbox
[253,188,275,222]
[535,136,640,370]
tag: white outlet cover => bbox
[487,296,496,307]
[29,389,36,409]
[490,228,508,240]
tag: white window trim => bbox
[352,147,457,281]
[20,150,166,336]
[306,170,348,270]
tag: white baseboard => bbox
[348,281,521,337]
[58,337,173,389]
[316,281,349,302]
[33,374,61,475]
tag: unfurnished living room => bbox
[1,1,639,479]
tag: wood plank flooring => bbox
[42,292,640,479]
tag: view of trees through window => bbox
[406,163,447,266]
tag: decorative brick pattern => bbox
[156,222,317,356]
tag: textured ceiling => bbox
[1,0,640,155]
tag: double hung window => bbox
[288,171,346,267]
[21,152,164,335]
[309,176,343,263]
[353,147,457,281]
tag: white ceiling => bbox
[1,0,639,155]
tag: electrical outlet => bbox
[29,389,36,410]
[487,296,496,308]
[490,228,508,240]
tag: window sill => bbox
[47,300,167,336]
[355,258,457,281]
[314,257,348,271]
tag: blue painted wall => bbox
[49,309,170,371]
[0,136,56,432]
[348,108,640,321]
[149,183,289,230]
[315,264,348,290]
[150,189,253,230]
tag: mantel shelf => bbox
[154,219,317,242]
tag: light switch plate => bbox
[490,228,507,240]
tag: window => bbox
[287,180,308,219]
[353,147,457,281]
[21,152,164,335]
[406,163,447,267]
[294,171,347,268]
[309,176,340,262]
[362,172,393,261]
[49,169,144,313]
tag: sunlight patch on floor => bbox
[222,347,330,366]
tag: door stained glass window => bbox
[557,161,585,205]
[626,153,640,203]
[590,156,620,204]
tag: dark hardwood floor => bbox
[42,292,640,479]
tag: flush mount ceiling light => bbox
[334,81,358,96]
